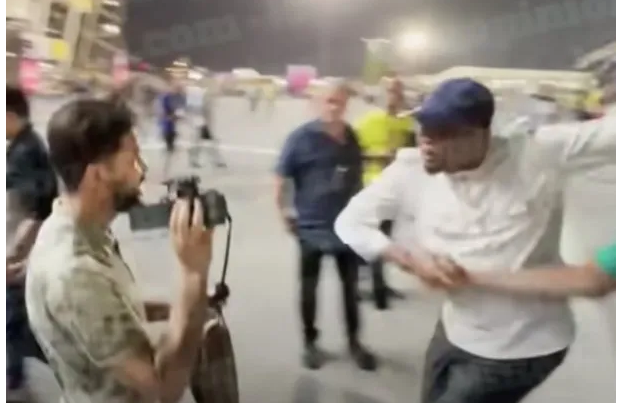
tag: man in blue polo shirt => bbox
[274,80,376,371]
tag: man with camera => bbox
[26,99,214,403]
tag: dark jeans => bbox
[421,322,567,403]
[368,220,394,306]
[6,285,46,389]
[299,240,360,344]
[163,128,178,153]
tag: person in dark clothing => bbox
[274,81,377,372]
[160,79,186,178]
[6,85,57,401]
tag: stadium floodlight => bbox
[396,31,428,55]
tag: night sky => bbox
[124,0,615,76]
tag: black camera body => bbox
[128,176,228,232]
[174,177,229,228]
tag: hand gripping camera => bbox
[167,176,229,228]
[128,176,232,304]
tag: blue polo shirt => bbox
[160,92,186,133]
[276,120,362,251]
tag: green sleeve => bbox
[594,243,616,278]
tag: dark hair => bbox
[473,99,494,129]
[47,99,134,192]
[6,85,30,119]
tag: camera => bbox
[129,176,233,305]
[128,176,229,232]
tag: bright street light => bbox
[188,70,203,81]
[100,23,120,35]
[396,31,428,54]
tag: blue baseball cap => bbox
[414,78,495,129]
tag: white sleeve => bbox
[500,116,536,138]
[533,112,615,174]
[335,157,408,262]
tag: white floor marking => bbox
[140,141,279,155]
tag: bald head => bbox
[317,79,351,98]
[316,79,351,123]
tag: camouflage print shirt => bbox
[26,201,152,403]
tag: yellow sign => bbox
[50,39,70,62]
[69,0,93,12]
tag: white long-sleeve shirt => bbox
[335,110,615,360]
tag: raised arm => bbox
[533,110,615,174]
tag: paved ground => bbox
[22,97,615,403]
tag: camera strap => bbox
[192,214,239,403]
[209,214,233,307]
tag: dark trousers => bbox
[421,322,567,403]
[299,240,360,344]
[6,285,46,389]
[189,125,226,167]
[163,128,178,153]
[368,220,394,306]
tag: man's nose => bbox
[136,156,148,176]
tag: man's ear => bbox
[80,164,96,189]
[83,163,107,188]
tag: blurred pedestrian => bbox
[160,78,186,178]
[188,79,226,169]
[6,85,57,402]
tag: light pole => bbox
[361,30,429,80]
[360,38,394,84]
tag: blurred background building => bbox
[6,0,128,90]
[74,0,128,76]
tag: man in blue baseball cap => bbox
[335,77,616,402]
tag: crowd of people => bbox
[5,50,615,403]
